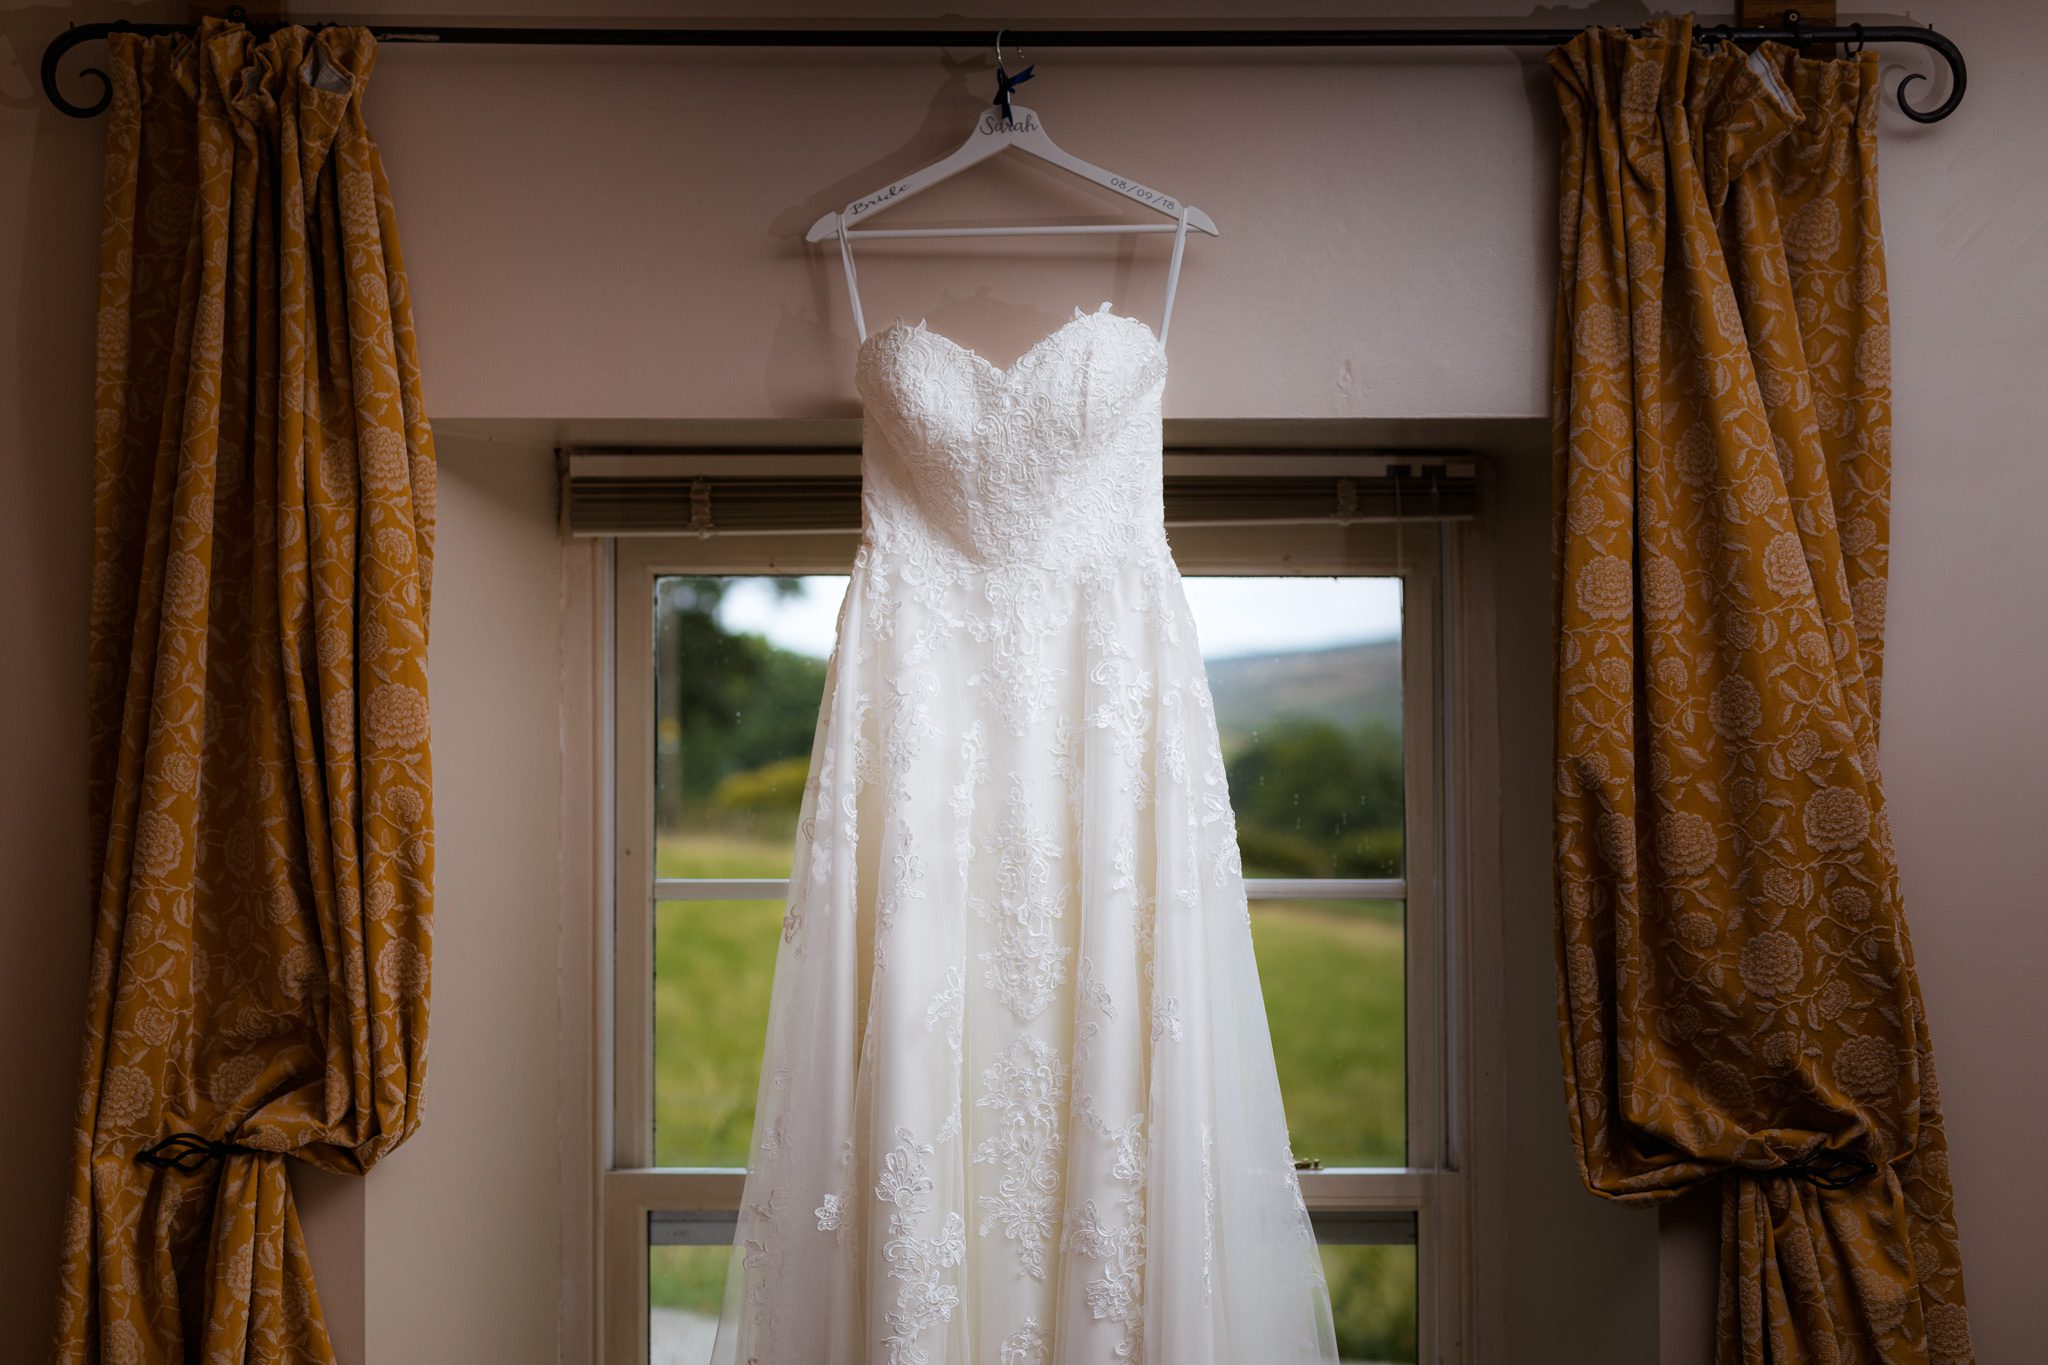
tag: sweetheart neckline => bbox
[858,302,1163,382]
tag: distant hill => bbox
[1204,639,1402,740]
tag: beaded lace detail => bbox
[855,305,1171,573]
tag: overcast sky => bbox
[716,574,1401,660]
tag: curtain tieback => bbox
[135,1131,263,1173]
[1767,1148,1878,1190]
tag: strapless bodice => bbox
[854,304,1169,571]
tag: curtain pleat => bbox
[55,19,435,1361]
[1550,19,1971,1364]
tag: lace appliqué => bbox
[1151,994,1184,1045]
[999,1316,1049,1365]
[1113,831,1168,1054]
[814,1138,856,1241]
[783,735,844,949]
[878,1126,965,1364]
[1198,740,1246,888]
[1050,713,1086,829]
[881,672,944,790]
[1200,1123,1219,1303]
[738,1187,785,1339]
[1066,1199,1146,1360]
[1073,953,1116,1068]
[1076,954,1116,1024]
[924,967,965,1055]
[1067,1096,1147,1359]
[1157,683,1190,787]
[974,776,1069,1023]
[935,1096,963,1146]
[1076,1094,1146,1186]
[1084,581,1159,809]
[951,720,989,821]
[874,827,929,969]
[850,690,880,792]
[755,1069,793,1158]
[973,1036,1068,1280]
[972,649,1070,738]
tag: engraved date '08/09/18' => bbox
[1110,176,1179,213]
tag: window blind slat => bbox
[563,453,1478,536]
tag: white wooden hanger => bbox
[809,38,1215,346]
[804,38,1218,245]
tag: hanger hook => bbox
[990,30,1035,123]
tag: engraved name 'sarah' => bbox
[977,109,1039,135]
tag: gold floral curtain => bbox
[55,20,434,1361]
[1551,19,1971,1364]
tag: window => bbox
[596,458,1474,1364]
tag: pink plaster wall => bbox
[3,3,2043,1361]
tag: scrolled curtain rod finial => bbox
[40,24,117,119]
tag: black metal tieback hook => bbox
[1773,1146,1878,1190]
[136,1130,263,1173]
[991,28,1034,124]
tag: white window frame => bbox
[586,459,1482,1364]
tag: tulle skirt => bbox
[712,536,1338,1364]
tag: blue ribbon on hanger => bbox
[992,63,1034,124]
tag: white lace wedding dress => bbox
[710,298,1338,1365]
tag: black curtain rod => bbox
[40,13,1966,123]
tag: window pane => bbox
[1182,576,1404,879]
[1324,1242,1419,1364]
[650,574,1407,1168]
[653,575,849,880]
[649,1243,729,1365]
[654,899,781,1166]
[1253,897,1405,1167]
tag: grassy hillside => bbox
[1205,639,1402,743]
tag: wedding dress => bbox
[711,232,1338,1365]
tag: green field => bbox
[648,832,1415,1362]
